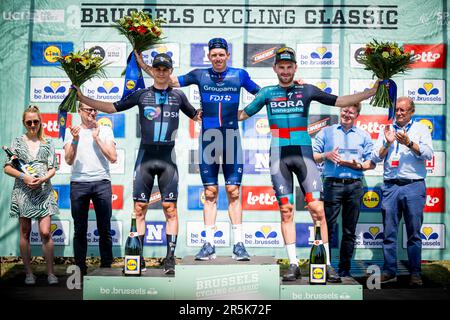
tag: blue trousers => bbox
[381,180,426,276]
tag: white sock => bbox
[205,225,215,246]
[232,224,243,244]
[324,242,331,265]
[286,243,298,266]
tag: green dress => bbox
[6,135,59,219]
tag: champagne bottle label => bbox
[129,232,138,238]
[313,240,323,246]
[124,255,141,274]
[310,264,327,284]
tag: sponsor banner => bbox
[242,222,283,247]
[53,185,71,209]
[82,78,124,102]
[361,188,382,211]
[143,43,180,68]
[41,113,73,138]
[308,114,339,137]
[187,186,228,210]
[31,220,70,246]
[87,220,122,246]
[96,113,126,138]
[354,115,389,139]
[244,43,284,67]
[244,150,270,174]
[242,115,271,138]
[412,115,445,140]
[425,188,445,213]
[350,44,366,68]
[404,79,445,104]
[296,44,340,68]
[189,119,202,138]
[425,151,445,177]
[303,79,339,97]
[144,221,167,246]
[349,79,378,101]
[148,186,163,210]
[189,86,201,104]
[403,44,446,69]
[30,78,71,102]
[85,42,127,67]
[190,43,233,67]
[241,186,279,211]
[31,41,73,66]
[355,224,384,248]
[242,79,277,104]
[186,221,230,247]
[403,224,445,249]
[295,223,338,248]
[55,149,125,174]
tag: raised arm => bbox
[134,50,180,87]
[74,86,117,113]
[334,80,379,108]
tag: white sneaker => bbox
[25,273,36,285]
[47,274,58,285]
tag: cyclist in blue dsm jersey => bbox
[137,38,260,261]
[74,54,201,274]
[239,47,379,281]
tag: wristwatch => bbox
[407,140,414,148]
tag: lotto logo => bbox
[242,186,279,210]
[403,44,445,68]
[425,188,445,213]
[354,115,389,139]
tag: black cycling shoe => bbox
[327,266,342,283]
[282,264,301,281]
[163,256,176,275]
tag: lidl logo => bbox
[361,188,382,211]
[311,47,333,60]
[312,266,325,279]
[404,79,445,104]
[96,113,125,138]
[186,221,230,247]
[31,220,70,245]
[31,42,73,66]
[126,80,136,90]
[403,224,445,249]
[144,222,167,246]
[255,118,270,135]
[355,224,384,248]
[297,44,339,68]
[242,115,272,138]
[125,258,138,271]
[412,115,445,140]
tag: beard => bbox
[277,73,294,85]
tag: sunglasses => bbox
[25,120,40,126]
[277,47,295,54]
[80,108,98,114]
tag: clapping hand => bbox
[395,128,411,146]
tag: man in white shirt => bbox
[64,102,117,275]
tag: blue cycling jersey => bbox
[178,67,260,130]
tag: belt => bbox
[325,177,361,184]
[384,179,424,186]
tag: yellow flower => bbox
[382,51,390,58]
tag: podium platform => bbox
[83,256,363,300]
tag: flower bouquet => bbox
[57,50,108,139]
[113,10,165,99]
[360,40,413,119]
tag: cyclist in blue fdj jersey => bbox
[239,47,379,281]
[74,53,201,274]
[137,38,260,261]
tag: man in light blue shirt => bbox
[313,102,375,280]
[371,97,433,287]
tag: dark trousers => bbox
[70,180,113,272]
[324,179,363,272]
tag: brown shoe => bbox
[409,274,423,287]
[380,272,397,283]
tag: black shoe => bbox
[163,256,176,275]
[409,274,423,287]
[338,269,352,278]
[380,272,397,284]
[282,264,301,281]
[141,257,147,272]
[327,266,342,283]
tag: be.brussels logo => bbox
[242,186,279,211]
[53,185,71,209]
[31,42,74,66]
[425,188,445,213]
[83,78,124,102]
[190,43,233,67]
[186,221,230,247]
[96,113,125,138]
[143,43,180,68]
[361,188,382,211]
[403,44,446,69]
[404,80,445,104]
[242,115,272,139]
[87,221,122,246]
[295,223,338,248]
[244,150,270,174]
[242,222,283,247]
[308,114,339,137]
[41,113,73,138]
[31,220,70,246]
[244,43,283,67]
[403,224,445,249]
[425,151,445,177]
[412,115,445,140]
[296,44,340,68]
[355,224,384,248]
[187,186,228,210]
[30,78,71,102]
[349,79,378,102]
[354,115,390,139]
[144,222,167,246]
[85,42,127,67]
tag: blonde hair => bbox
[23,105,46,143]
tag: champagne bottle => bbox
[123,212,142,276]
[309,221,327,285]
[2,146,38,177]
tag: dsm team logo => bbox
[404,80,445,104]
[31,42,74,66]
[296,44,340,68]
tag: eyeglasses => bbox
[25,120,40,126]
[277,47,295,54]
[80,108,98,114]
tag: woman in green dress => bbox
[4,106,59,285]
